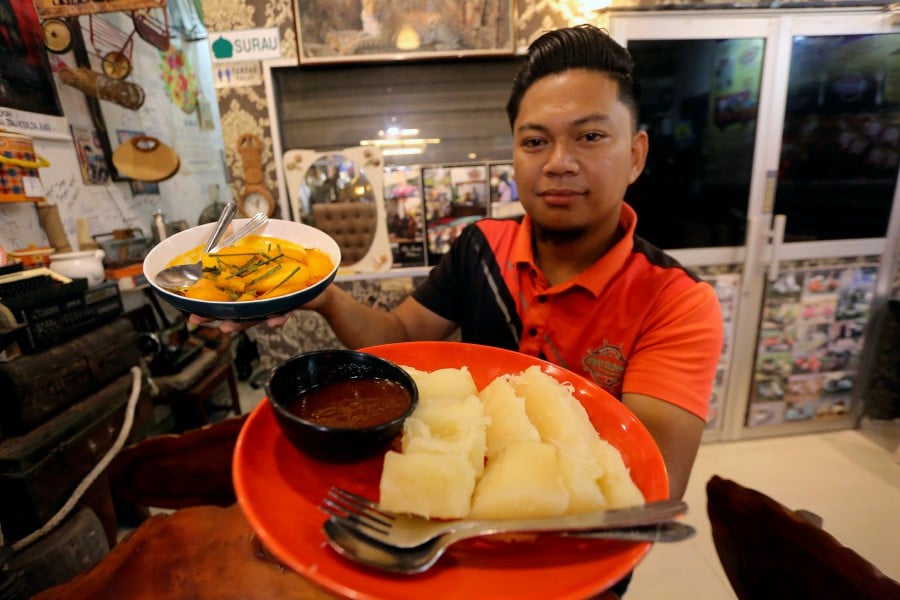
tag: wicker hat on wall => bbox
[112,136,180,182]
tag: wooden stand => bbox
[151,332,241,432]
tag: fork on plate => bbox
[320,486,688,549]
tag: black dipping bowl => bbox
[266,349,419,462]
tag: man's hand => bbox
[186,285,335,333]
[188,312,293,333]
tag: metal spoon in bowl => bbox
[322,518,696,575]
[153,202,236,290]
[154,210,268,291]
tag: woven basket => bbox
[112,136,180,182]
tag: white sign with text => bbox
[208,28,280,63]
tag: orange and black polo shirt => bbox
[412,203,723,420]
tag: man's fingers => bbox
[219,320,253,333]
[187,311,292,333]
[266,313,292,328]
[188,314,214,325]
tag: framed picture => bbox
[383,165,426,267]
[422,163,488,263]
[0,0,64,117]
[488,162,523,218]
[294,0,514,64]
[32,0,164,19]
[71,126,110,185]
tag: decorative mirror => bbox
[284,146,392,272]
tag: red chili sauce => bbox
[286,378,411,429]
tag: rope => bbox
[5,366,143,553]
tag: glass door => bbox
[609,9,900,441]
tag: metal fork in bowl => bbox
[320,486,688,549]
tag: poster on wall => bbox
[489,162,523,218]
[746,265,876,428]
[295,0,514,63]
[0,0,64,118]
[422,164,488,263]
[383,165,425,267]
[71,126,110,184]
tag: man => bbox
[202,25,722,502]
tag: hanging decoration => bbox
[159,45,199,113]
[39,5,170,55]
[87,14,137,80]
[112,135,180,182]
[59,66,146,110]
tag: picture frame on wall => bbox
[488,161,523,219]
[383,165,426,267]
[422,163,488,264]
[294,0,514,64]
[0,0,64,117]
[71,126,110,185]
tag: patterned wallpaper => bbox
[198,0,297,217]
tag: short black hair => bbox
[506,24,640,130]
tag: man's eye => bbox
[522,138,545,148]
[582,132,606,142]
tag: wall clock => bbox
[236,133,275,217]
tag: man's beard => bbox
[533,223,587,245]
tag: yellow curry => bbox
[166,234,334,302]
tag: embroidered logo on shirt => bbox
[583,340,626,394]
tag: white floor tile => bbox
[629,426,900,598]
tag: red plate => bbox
[233,342,668,600]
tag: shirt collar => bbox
[511,203,637,297]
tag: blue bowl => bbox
[143,218,341,321]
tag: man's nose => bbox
[543,141,579,175]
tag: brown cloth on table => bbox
[107,415,247,509]
[40,416,622,600]
[31,416,341,599]
[31,504,339,600]
[706,475,900,600]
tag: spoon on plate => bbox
[322,518,695,575]
[154,209,268,291]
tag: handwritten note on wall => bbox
[0,203,47,252]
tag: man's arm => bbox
[312,285,457,349]
[195,283,457,347]
[621,392,705,500]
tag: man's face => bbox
[512,69,647,242]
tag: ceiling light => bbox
[359,138,440,147]
[383,147,425,156]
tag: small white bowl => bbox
[51,249,106,287]
[143,218,341,321]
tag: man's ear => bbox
[629,129,649,184]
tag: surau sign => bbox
[33,0,166,19]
